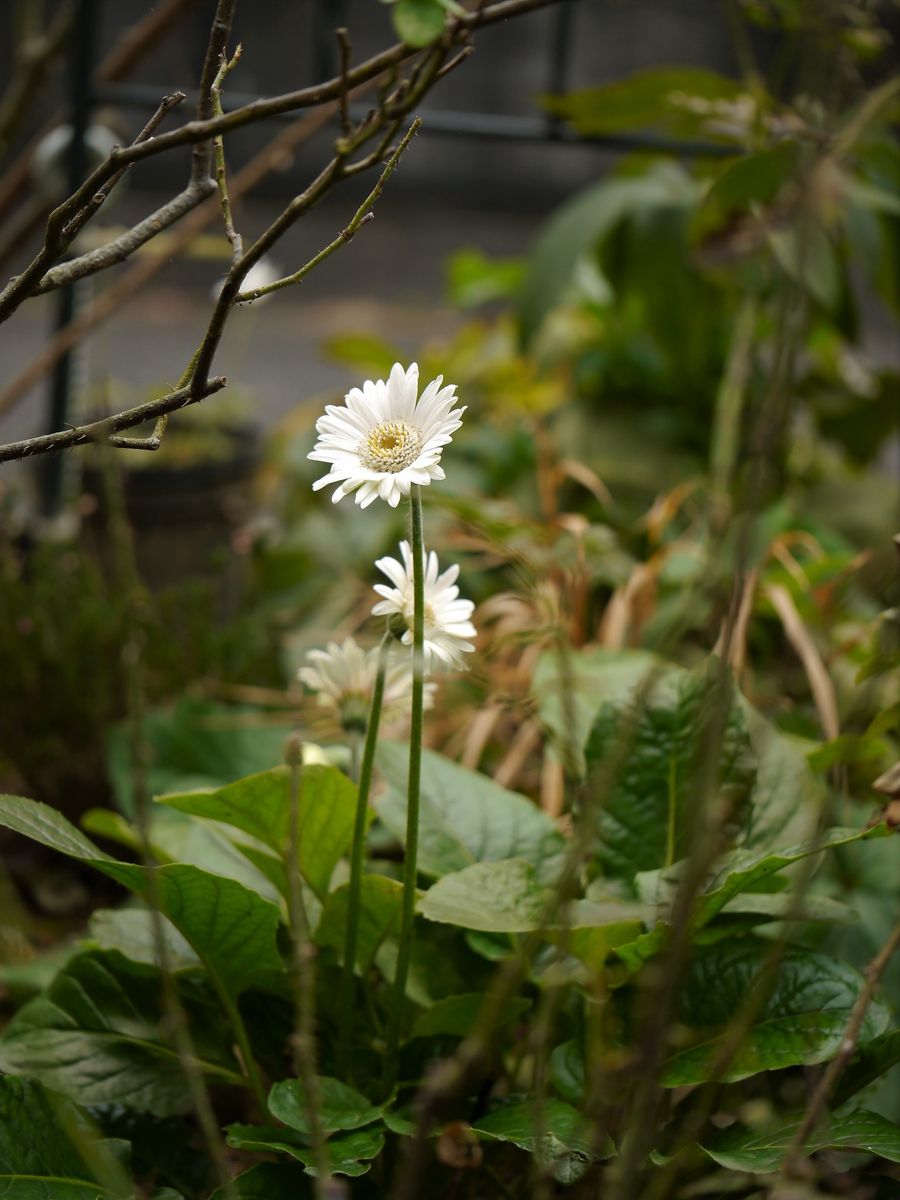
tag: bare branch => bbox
[211,45,245,264]
[0,104,338,419]
[0,377,227,464]
[236,118,422,304]
[0,0,559,319]
[0,0,200,228]
[190,0,238,184]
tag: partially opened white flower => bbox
[299,636,433,730]
[372,541,476,670]
[308,362,465,508]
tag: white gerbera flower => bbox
[308,362,465,508]
[372,541,476,670]
[299,637,433,731]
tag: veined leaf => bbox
[473,1098,613,1183]
[226,1124,385,1178]
[663,938,890,1086]
[159,764,358,898]
[701,1107,900,1172]
[268,1076,385,1135]
[834,1029,900,1107]
[377,743,565,883]
[315,874,403,974]
[0,1076,133,1198]
[585,671,756,885]
[0,795,286,1000]
[0,950,243,1115]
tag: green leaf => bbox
[532,647,659,776]
[517,163,698,347]
[315,874,403,974]
[391,0,446,45]
[88,907,199,972]
[0,794,286,1001]
[377,743,566,882]
[585,671,756,885]
[410,992,530,1040]
[134,864,285,1000]
[268,1077,385,1135]
[210,1162,312,1198]
[108,699,296,815]
[543,67,744,137]
[160,763,358,898]
[0,793,117,866]
[0,950,242,1115]
[698,140,803,228]
[663,938,890,1086]
[0,1077,133,1199]
[835,1030,900,1107]
[418,858,549,932]
[324,332,401,376]
[769,221,842,310]
[473,1099,613,1183]
[446,249,525,308]
[701,1108,900,1173]
[226,1125,385,1177]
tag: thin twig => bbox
[0,0,559,320]
[210,44,244,263]
[237,118,421,303]
[0,376,226,463]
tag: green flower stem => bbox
[384,485,426,1090]
[337,630,392,1077]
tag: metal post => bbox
[38,0,99,519]
[546,0,576,139]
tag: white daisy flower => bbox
[372,541,477,670]
[308,362,465,508]
[299,637,433,731]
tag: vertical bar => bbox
[546,0,576,139]
[39,0,99,518]
[312,0,347,82]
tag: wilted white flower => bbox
[372,541,476,670]
[308,362,465,508]
[299,636,433,730]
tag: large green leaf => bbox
[225,1124,385,1177]
[701,1108,900,1173]
[532,647,659,775]
[517,163,698,347]
[160,764,358,898]
[0,1076,132,1199]
[107,699,296,815]
[268,1077,385,1135]
[419,859,549,932]
[544,67,744,137]
[0,795,285,1001]
[376,743,565,883]
[88,907,199,972]
[473,1099,613,1184]
[663,938,890,1086]
[585,671,756,885]
[315,874,403,974]
[0,951,243,1116]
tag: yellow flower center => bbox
[359,420,422,473]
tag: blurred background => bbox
[0,0,898,945]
